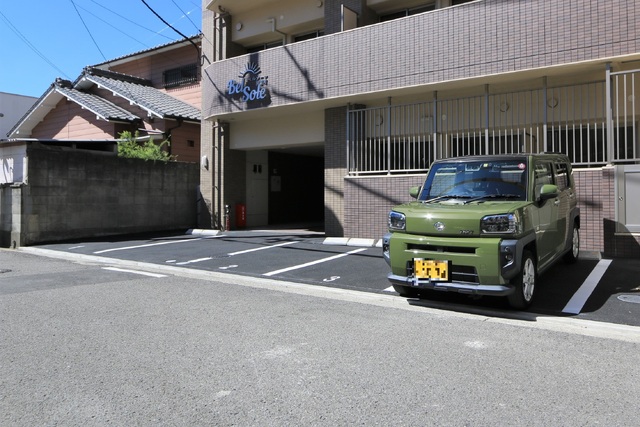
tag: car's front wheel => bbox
[507,250,536,310]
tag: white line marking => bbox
[228,241,297,256]
[383,286,396,293]
[103,267,167,278]
[562,259,613,314]
[263,248,367,276]
[93,236,219,254]
[173,241,298,265]
[176,257,212,265]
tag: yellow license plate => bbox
[413,259,450,281]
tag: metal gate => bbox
[608,67,640,164]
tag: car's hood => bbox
[393,200,529,237]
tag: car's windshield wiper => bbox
[421,194,472,204]
[463,194,522,204]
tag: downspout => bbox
[164,118,184,156]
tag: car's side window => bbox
[554,162,569,191]
[534,161,554,199]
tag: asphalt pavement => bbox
[2,246,640,426]
[18,228,640,327]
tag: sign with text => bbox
[226,63,271,109]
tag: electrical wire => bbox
[140,0,201,62]
[0,10,72,79]
[87,0,175,41]
[69,0,107,61]
[74,1,169,51]
[170,0,200,33]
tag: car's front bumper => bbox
[387,273,514,296]
[383,231,535,296]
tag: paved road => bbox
[21,228,640,327]
[2,247,640,426]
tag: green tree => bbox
[117,131,174,162]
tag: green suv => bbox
[383,153,580,309]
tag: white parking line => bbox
[93,236,220,254]
[103,267,167,278]
[562,259,613,314]
[228,241,297,256]
[264,248,367,276]
[173,241,299,265]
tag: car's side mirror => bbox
[409,186,421,199]
[539,184,559,201]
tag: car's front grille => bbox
[406,243,477,254]
[450,265,479,284]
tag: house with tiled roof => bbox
[0,36,203,247]
[6,35,202,164]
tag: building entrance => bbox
[267,151,324,228]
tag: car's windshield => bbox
[418,159,528,202]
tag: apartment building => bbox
[200,0,640,257]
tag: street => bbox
[2,241,640,425]
[24,229,640,326]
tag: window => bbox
[163,64,198,89]
[534,161,553,199]
[380,4,435,22]
[554,162,570,191]
[246,40,284,53]
[294,30,324,42]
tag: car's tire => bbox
[563,224,580,264]
[507,250,536,310]
[393,284,420,298]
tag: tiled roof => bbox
[83,69,201,122]
[91,34,201,68]
[55,85,139,122]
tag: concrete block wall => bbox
[12,145,199,246]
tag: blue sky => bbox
[0,0,201,98]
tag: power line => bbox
[140,0,200,63]
[0,10,71,79]
[87,0,175,41]
[74,2,165,51]
[170,0,200,33]
[69,0,107,61]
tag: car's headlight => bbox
[481,213,518,234]
[388,211,406,231]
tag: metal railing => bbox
[347,78,639,175]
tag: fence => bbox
[348,76,640,175]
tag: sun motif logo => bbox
[239,63,262,81]
[227,63,270,107]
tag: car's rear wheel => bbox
[393,284,420,298]
[507,250,536,310]
[563,224,580,264]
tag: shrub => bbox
[117,131,174,162]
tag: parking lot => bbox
[26,228,640,327]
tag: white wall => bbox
[0,143,27,184]
[0,92,37,138]
[230,109,324,150]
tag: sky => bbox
[0,0,202,98]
